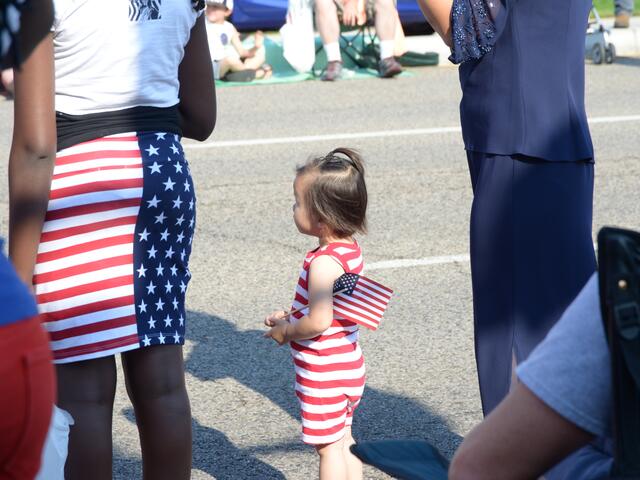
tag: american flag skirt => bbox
[34,132,196,364]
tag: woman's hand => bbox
[342,0,359,27]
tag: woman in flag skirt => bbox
[417,0,597,417]
[24,1,215,478]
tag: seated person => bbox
[315,0,403,80]
[449,273,614,480]
[205,0,272,81]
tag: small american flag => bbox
[332,273,393,331]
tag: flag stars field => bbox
[147,195,161,208]
[129,134,194,347]
[145,144,159,156]
[163,177,176,191]
[148,161,161,174]
[154,212,166,224]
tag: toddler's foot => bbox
[255,63,272,80]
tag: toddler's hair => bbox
[297,148,367,237]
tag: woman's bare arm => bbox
[178,15,216,141]
[416,0,453,47]
[8,6,56,285]
[449,382,594,480]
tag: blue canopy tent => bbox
[231,0,430,32]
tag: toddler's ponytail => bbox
[327,148,365,177]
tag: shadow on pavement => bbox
[185,310,464,460]
[118,406,287,479]
[614,56,640,67]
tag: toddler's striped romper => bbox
[289,241,366,445]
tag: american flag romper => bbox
[290,241,366,445]
[34,132,195,364]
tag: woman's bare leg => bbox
[122,345,191,480]
[56,356,117,480]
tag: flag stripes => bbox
[35,134,143,363]
[332,274,393,331]
[289,242,366,445]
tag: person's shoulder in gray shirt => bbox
[517,273,612,437]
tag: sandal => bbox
[255,63,272,80]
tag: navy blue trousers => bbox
[467,152,597,415]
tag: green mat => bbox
[215,35,433,88]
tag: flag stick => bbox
[284,287,349,318]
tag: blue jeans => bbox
[615,0,634,15]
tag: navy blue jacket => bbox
[457,0,594,162]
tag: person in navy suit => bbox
[417,0,597,415]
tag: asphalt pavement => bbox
[1,60,639,479]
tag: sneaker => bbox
[322,61,343,81]
[614,12,631,28]
[378,57,402,78]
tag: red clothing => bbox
[0,316,55,480]
[289,242,365,445]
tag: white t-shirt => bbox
[205,20,238,62]
[53,0,201,115]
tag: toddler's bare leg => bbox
[243,45,266,70]
[316,437,348,480]
[343,427,363,480]
[219,57,245,77]
[221,56,247,75]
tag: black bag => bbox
[597,227,640,478]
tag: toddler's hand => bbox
[264,310,288,327]
[264,321,290,346]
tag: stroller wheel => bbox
[592,43,605,64]
[605,44,616,64]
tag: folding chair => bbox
[313,0,380,76]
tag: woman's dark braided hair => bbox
[191,0,205,11]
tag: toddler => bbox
[205,0,271,80]
[265,148,368,480]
